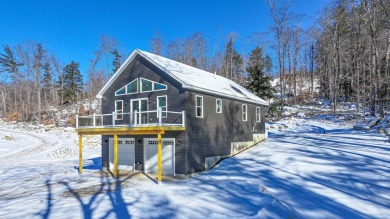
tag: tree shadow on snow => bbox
[36,171,176,218]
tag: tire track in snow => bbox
[0,128,60,160]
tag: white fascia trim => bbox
[184,86,269,106]
[136,51,190,88]
[96,50,139,98]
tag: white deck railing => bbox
[76,108,185,128]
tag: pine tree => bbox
[0,45,23,80]
[222,37,243,82]
[246,47,274,100]
[61,61,83,104]
[42,61,52,105]
[111,49,121,75]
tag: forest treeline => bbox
[0,0,389,123]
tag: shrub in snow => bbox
[385,128,390,136]
[367,117,380,128]
[2,135,14,140]
[353,123,370,131]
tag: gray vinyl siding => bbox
[99,53,267,176]
[185,90,265,173]
[100,54,188,174]
[101,55,185,125]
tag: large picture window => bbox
[216,99,222,113]
[196,95,203,118]
[115,78,138,96]
[115,100,123,120]
[242,104,247,121]
[140,78,167,93]
[256,107,261,122]
[157,95,167,118]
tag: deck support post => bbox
[114,134,118,177]
[79,135,83,174]
[157,133,162,184]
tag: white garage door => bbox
[144,138,175,175]
[109,138,135,171]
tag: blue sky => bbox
[0,0,327,76]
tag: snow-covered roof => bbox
[97,49,268,106]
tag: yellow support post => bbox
[114,134,118,177]
[157,133,162,184]
[79,135,83,174]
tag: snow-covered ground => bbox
[0,112,389,219]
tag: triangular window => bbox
[115,87,126,96]
[154,82,167,91]
[140,78,167,93]
[115,78,138,96]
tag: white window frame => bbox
[242,104,247,121]
[256,107,261,122]
[115,78,138,96]
[195,95,203,118]
[157,95,168,118]
[216,99,222,113]
[140,77,168,93]
[115,100,123,120]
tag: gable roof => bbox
[97,49,268,106]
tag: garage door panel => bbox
[144,138,174,175]
[109,138,135,171]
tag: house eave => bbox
[183,86,269,106]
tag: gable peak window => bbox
[140,78,167,93]
[115,77,167,96]
[115,78,138,96]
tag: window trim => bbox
[216,99,222,113]
[140,77,168,93]
[256,107,261,122]
[242,104,247,121]
[115,78,138,96]
[195,95,203,118]
[115,100,123,120]
[157,95,168,118]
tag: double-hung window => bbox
[216,99,222,113]
[196,95,203,118]
[242,104,247,121]
[115,100,123,120]
[256,107,261,122]
[157,95,167,118]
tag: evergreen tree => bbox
[222,37,243,82]
[246,47,274,100]
[0,45,23,80]
[61,61,83,104]
[42,61,52,104]
[111,49,121,75]
[264,54,273,77]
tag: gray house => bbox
[76,49,268,179]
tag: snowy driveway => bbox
[0,122,389,219]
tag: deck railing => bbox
[76,108,185,128]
